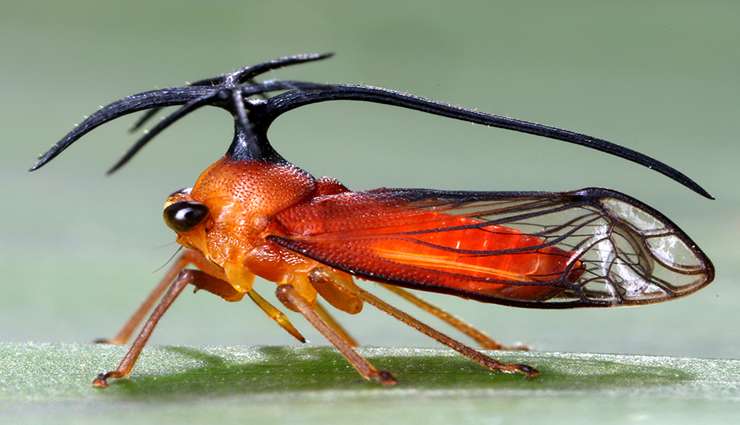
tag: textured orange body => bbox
[174,157,579,306]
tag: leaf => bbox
[0,343,738,424]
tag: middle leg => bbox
[314,301,358,348]
[276,285,397,385]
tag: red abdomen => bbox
[275,192,584,302]
[358,211,580,301]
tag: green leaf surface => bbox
[0,343,738,424]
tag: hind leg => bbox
[379,284,529,351]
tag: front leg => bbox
[275,285,397,386]
[95,249,227,345]
[93,269,241,388]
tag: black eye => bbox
[163,201,209,232]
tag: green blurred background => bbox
[2,0,739,360]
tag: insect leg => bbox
[188,274,311,344]
[247,289,306,343]
[315,301,358,348]
[93,254,192,345]
[275,285,397,385]
[379,284,528,351]
[91,269,188,387]
[95,249,232,345]
[357,288,538,378]
[92,269,243,388]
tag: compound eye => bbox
[163,201,209,232]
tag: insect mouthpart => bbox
[163,201,209,232]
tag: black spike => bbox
[108,94,216,174]
[126,53,333,133]
[195,52,334,87]
[30,86,210,171]
[128,108,161,133]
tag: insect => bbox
[31,53,714,387]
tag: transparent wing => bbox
[270,187,714,308]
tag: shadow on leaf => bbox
[108,346,690,398]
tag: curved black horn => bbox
[30,76,329,173]
[32,53,713,201]
[261,85,713,199]
[30,86,211,171]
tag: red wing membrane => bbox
[270,187,714,308]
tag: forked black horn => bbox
[30,86,210,171]
[107,80,329,174]
[30,53,333,173]
[129,52,334,133]
[30,52,713,200]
